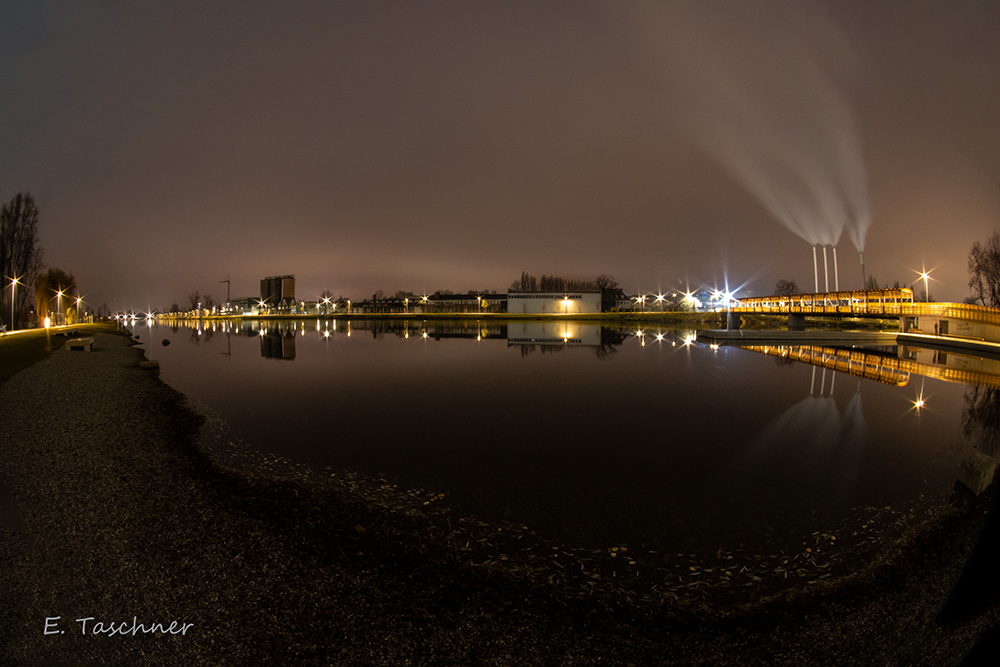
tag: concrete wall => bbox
[914,315,1000,343]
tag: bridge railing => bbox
[901,301,1000,326]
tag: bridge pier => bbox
[727,311,740,330]
[788,313,805,330]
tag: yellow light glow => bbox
[44,317,50,328]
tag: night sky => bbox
[2,1,998,310]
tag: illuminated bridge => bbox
[729,288,1000,339]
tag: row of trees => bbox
[1,193,85,328]
[510,272,625,310]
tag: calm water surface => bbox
[135,318,988,556]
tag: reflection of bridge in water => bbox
[742,343,1000,390]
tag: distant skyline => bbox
[2,1,999,310]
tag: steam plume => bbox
[639,0,871,253]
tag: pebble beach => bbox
[1,328,999,665]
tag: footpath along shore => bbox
[1,329,999,665]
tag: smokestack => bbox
[813,246,819,294]
[833,247,839,292]
[823,246,829,292]
[860,251,866,289]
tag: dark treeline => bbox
[509,271,613,293]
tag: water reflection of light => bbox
[910,378,928,414]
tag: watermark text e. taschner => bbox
[44,616,194,636]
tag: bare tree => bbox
[510,271,538,292]
[1,193,45,329]
[774,279,800,296]
[968,230,1000,307]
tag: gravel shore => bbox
[1,330,999,665]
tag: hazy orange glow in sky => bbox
[2,1,998,309]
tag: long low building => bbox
[507,291,601,315]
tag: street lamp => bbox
[7,275,21,331]
[920,271,931,303]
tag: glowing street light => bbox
[7,275,21,331]
[920,270,931,303]
[54,289,64,324]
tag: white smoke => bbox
[638,0,871,252]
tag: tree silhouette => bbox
[967,230,1000,307]
[1,193,45,329]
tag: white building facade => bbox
[506,291,602,314]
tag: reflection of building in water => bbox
[506,321,602,346]
[897,344,1000,390]
[260,331,295,360]
[506,291,601,314]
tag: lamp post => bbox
[7,275,21,331]
[920,271,930,303]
